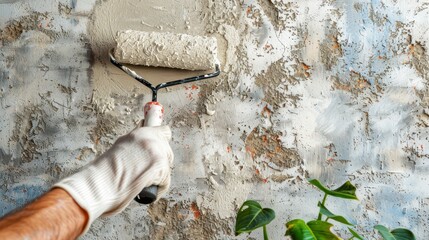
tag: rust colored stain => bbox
[263,43,274,52]
[261,104,272,118]
[301,62,310,70]
[245,127,301,169]
[409,44,417,55]
[185,85,199,100]
[331,71,374,95]
[191,202,201,219]
[254,168,269,183]
[407,37,429,80]
[255,168,260,175]
[245,146,256,159]
[332,77,352,92]
[353,71,371,89]
[296,62,311,78]
[331,35,341,50]
[226,146,231,153]
[246,6,252,15]
[186,84,199,90]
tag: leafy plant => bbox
[284,179,358,239]
[234,179,416,240]
[285,219,341,240]
[374,225,416,240]
[235,200,275,240]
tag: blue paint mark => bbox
[71,0,76,9]
[70,18,79,26]
[339,1,402,85]
[0,184,46,217]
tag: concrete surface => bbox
[1,0,428,239]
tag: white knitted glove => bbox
[53,125,174,233]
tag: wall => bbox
[1,0,428,239]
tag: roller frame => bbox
[109,49,220,101]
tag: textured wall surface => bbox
[1,0,429,239]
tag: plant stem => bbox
[317,194,328,220]
[321,193,328,205]
[263,225,268,240]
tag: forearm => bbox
[0,188,88,240]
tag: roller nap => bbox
[113,30,219,71]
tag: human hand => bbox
[53,125,174,233]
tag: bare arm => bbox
[0,188,88,240]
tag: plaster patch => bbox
[246,126,301,169]
[58,3,72,16]
[218,24,240,72]
[196,152,254,220]
[408,39,429,81]
[91,112,119,149]
[203,0,241,34]
[255,0,296,32]
[255,59,301,109]
[147,199,231,240]
[0,12,57,43]
[9,105,46,163]
[319,22,343,71]
[331,70,379,106]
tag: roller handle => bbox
[134,102,164,204]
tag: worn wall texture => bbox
[1,0,428,239]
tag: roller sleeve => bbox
[113,30,219,71]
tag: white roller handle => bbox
[134,102,164,204]
[143,102,164,127]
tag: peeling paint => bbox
[246,126,301,169]
[255,59,302,109]
[0,12,57,43]
[319,22,343,71]
[9,105,46,163]
[147,199,232,240]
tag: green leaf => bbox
[307,220,342,240]
[317,202,353,226]
[348,227,365,240]
[285,219,317,240]
[285,219,341,240]
[374,225,416,240]
[374,225,395,240]
[308,179,358,200]
[390,228,416,240]
[235,200,275,236]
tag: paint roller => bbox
[109,30,220,204]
